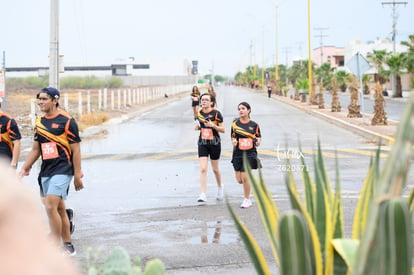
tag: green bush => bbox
[105,77,123,88]
[6,76,48,90]
[60,76,123,89]
[5,76,123,90]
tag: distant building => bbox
[5,57,192,78]
[312,46,345,68]
[4,57,196,86]
[344,39,407,62]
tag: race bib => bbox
[238,138,253,150]
[41,142,59,160]
[201,128,214,140]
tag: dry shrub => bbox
[78,112,110,130]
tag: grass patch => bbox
[78,112,110,130]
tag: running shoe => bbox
[240,198,252,209]
[64,242,77,256]
[197,193,207,202]
[216,187,224,200]
[66,208,75,234]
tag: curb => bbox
[19,91,188,159]
[311,109,395,145]
[270,95,396,146]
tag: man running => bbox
[19,87,84,256]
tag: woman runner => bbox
[194,93,225,203]
[231,102,261,208]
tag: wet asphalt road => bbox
[20,86,413,274]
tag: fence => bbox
[29,84,192,126]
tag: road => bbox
[20,86,413,274]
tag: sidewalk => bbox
[270,93,398,146]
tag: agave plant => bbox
[228,94,414,275]
[86,247,165,275]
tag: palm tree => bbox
[314,62,334,90]
[367,50,388,85]
[401,34,414,89]
[362,74,371,94]
[288,60,309,89]
[277,64,288,89]
[384,53,404,97]
[335,70,349,92]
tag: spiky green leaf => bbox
[244,153,280,265]
[284,164,323,275]
[331,239,359,270]
[353,94,414,274]
[278,210,315,275]
[227,201,271,275]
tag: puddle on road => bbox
[112,219,240,247]
[188,220,240,245]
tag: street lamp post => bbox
[49,0,59,89]
[254,40,257,80]
[307,0,313,97]
[275,5,279,93]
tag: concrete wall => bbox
[118,75,197,86]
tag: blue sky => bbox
[1,0,413,76]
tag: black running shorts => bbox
[198,143,221,160]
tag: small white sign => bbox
[346,52,371,78]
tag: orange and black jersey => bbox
[197,109,223,144]
[0,111,21,160]
[191,90,201,97]
[34,110,81,177]
[231,118,261,156]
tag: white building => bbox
[345,39,408,62]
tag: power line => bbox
[314,27,328,66]
[281,46,291,67]
[381,1,407,52]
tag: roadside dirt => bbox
[3,89,147,137]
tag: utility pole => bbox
[261,26,265,90]
[49,0,59,89]
[282,47,291,68]
[296,41,304,59]
[253,40,257,79]
[0,51,6,111]
[211,61,215,87]
[282,47,291,86]
[275,5,279,90]
[381,0,407,96]
[250,40,256,80]
[314,27,328,67]
[250,40,254,69]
